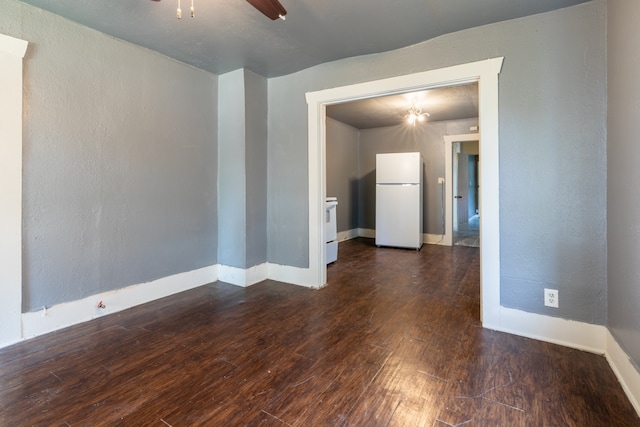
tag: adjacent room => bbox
[1,0,639,424]
[325,83,481,248]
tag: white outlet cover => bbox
[544,288,559,308]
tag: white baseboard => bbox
[486,306,606,354]
[337,229,359,242]
[218,263,267,287]
[267,263,321,289]
[12,261,321,349]
[423,233,447,245]
[605,330,640,417]
[344,228,446,246]
[487,307,640,418]
[21,265,217,341]
[219,262,320,289]
[358,228,376,239]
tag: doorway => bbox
[452,140,480,247]
[306,57,503,326]
[443,133,479,247]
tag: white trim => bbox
[606,331,640,417]
[267,263,322,288]
[444,133,480,247]
[338,228,445,246]
[0,33,28,58]
[218,263,268,287]
[4,261,322,349]
[358,228,376,239]
[307,100,327,287]
[0,33,28,348]
[423,233,447,245]
[487,307,640,418]
[488,306,606,354]
[306,57,504,326]
[337,229,359,242]
[20,265,217,342]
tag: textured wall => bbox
[326,118,360,233]
[498,3,606,324]
[268,2,607,324]
[244,70,268,268]
[218,69,268,269]
[218,70,247,268]
[1,1,218,312]
[607,0,640,369]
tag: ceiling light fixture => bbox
[175,0,287,21]
[406,104,430,126]
[176,0,195,18]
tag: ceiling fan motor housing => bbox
[245,0,287,20]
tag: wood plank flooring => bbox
[1,238,638,426]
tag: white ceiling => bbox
[326,83,479,129]
[19,0,591,78]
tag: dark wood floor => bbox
[1,238,638,426]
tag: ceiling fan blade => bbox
[245,0,287,20]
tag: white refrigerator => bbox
[375,152,423,249]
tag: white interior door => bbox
[452,143,460,232]
[457,153,469,225]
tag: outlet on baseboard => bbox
[544,288,559,308]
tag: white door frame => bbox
[444,133,480,246]
[307,57,503,326]
[453,142,460,234]
[0,33,29,347]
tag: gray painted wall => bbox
[607,0,640,369]
[499,3,606,324]
[244,70,268,267]
[358,119,478,234]
[268,1,607,324]
[2,0,613,333]
[218,70,247,268]
[326,118,360,233]
[2,1,218,311]
[218,69,268,269]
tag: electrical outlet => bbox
[437,177,445,184]
[544,288,559,308]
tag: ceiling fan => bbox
[246,0,287,20]
[165,0,287,21]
